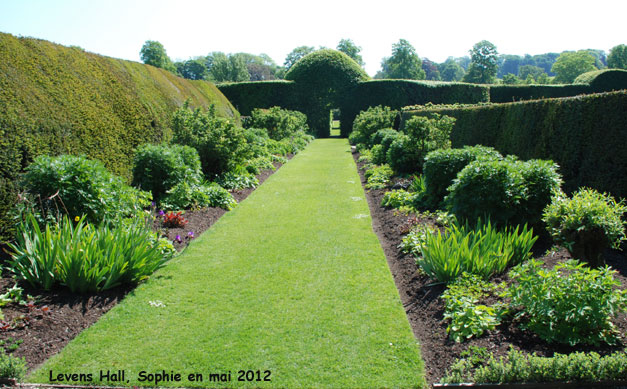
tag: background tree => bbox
[502,73,520,85]
[337,38,365,67]
[284,46,315,70]
[139,40,177,73]
[551,50,597,83]
[518,65,546,81]
[175,58,208,80]
[232,52,280,81]
[439,58,465,81]
[206,52,249,82]
[378,39,425,80]
[421,58,441,80]
[608,44,627,69]
[463,40,498,84]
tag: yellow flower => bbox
[74,216,80,222]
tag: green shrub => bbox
[442,347,627,384]
[0,348,26,380]
[365,164,394,190]
[380,190,417,209]
[351,106,398,148]
[132,144,202,201]
[446,157,562,227]
[20,154,150,225]
[265,138,292,156]
[243,127,271,159]
[399,224,437,257]
[423,146,502,208]
[419,219,537,282]
[370,144,386,165]
[442,273,503,342]
[172,103,248,177]
[246,107,309,141]
[161,181,236,211]
[388,113,455,174]
[246,156,275,175]
[508,259,627,346]
[543,188,627,267]
[7,214,170,293]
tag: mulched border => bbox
[352,151,627,387]
[0,158,290,375]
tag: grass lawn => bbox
[28,139,425,388]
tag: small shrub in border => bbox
[508,258,627,346]
[0,348,26,380]
[161,182,236,211]
[365,164,394,190]
[350,105,398,148]
[132,143,202,201]
[245,106,309,141]
[442,347,627,384]
[441,273,504,342]
[20,154,151,225]
[543,188,627,267]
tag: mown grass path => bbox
[29,139,424,388]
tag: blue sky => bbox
[1,0,626,76]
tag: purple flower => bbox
[187,231,195,238]
[175,234,182,243]
[159,210,165,216]
[151,201,156,207]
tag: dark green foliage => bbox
[378,39,426,80]
[172,103,248,177]
[0,32,238,242]
[140,40,177,74]
[285,49,369,137]
[387,114,455,174]
[489,84,590,102]
[442,347,627,384]
[246,106,309,140]
[608,44,627,69]
[463,41,499,84]
[423,146,502,208]
[575,68,627,92]
[404,90,627,198]
[447,157,562,228]
[132,144,202,201]
[509,259,627,346]
[218,81,298,115]
[543,188,627,267]
[21,154,150,225]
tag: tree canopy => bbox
[378,39,425,80]
[284,46,316,70]
[139,40,177,73]
[608,44,627,69]
[463,40,498,84]
[552,51,598,84]
[337,39,364,67]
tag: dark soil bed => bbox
[0,159,287,374]
[353,152,627,387]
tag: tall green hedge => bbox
[0,32,239,241]
[401,91,627,199]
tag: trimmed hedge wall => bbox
[342,80,489,137]
[220,76,489,137]
[490,69,627,103]
[0,32,239,241]
[217,80,298,115]
[401,91,627,199]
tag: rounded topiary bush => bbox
[423,145,502,208]
[132,144,202,201]
[446,157,562,227]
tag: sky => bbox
[1,0,626,76]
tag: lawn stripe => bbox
[29,139,425,388]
